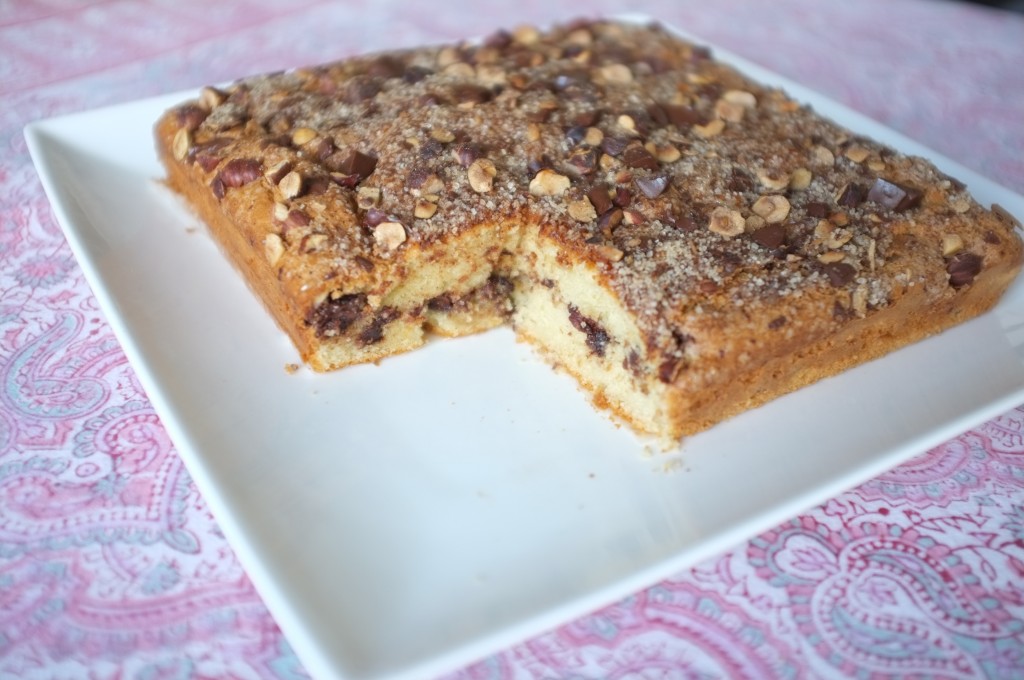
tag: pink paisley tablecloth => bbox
[4,0,1024,678]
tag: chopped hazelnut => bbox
[264,233,284,265]
[616,114,638,134]
[844,145,870,163]
[950,198,971,214]
[356,186,381,210]
[415,198,438,219]
[291,127,318,146]
[789,167,813,190]
[714,99,746,123]
[584,127,604,146]
[430,127,455,143]
[200,86,226,110]
[811,145,835,167]
[476,64,506,87]
[598,64,633,84]
[172,128,191,161]
[594,244,624,261]
[942,233,964,256]
[512,24,540,44]
[745,215,766,232]
[756,168,791,192]
[826,228,852,249]
[653,143,681,163]
[467,158,497,193]
[443,62,475,79]
[526,123,541,142]
[373,221,406,251]
[694,119,725,138]
[529,168,571,196]
[279,170,305,199]
[723,89,757,108]
[303,233,328,253]
[818,251,846,264]
[568,198,597,222]
[751,195,791,223]
[814,219,835,240]
[708,207,745,237]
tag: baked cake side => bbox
[155,20,1024,441]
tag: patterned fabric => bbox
[2,0,1023,678]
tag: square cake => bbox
[155,19,1023,442]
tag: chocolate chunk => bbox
[344,75,382,103]
[768,316,787,330]
[176,104,208,131]
[674,215,699,232]
[838,183,866,208]
[362,208,388,227]
[452,142,482,168]
[727,169,754,193]
[567,147,598,175]
[526,108,553,123]
[622,143,659,170]
[217,158,263,188]
[335,150,378,180]
[646,102,669,127]
[573,110,602,127]
[587,185,613,215]
[403,66,433,84]
[751,223,786,249]
[613,187,632,208]
[623,349,642,378]
[358,308,399,345]
[305,176,332,196]
[308,294,367,337]
[313,137,335,161]
[567,304,610,357]
[992,204,1022,229]
[946,252,982,288]
[597,208,623,232]
[565,125,588,145]
[527,152,554,175]
[484,29,512,48]
[635,175,670,198]
[662,103,704,127]
[805,201,829,218]
[866,178,922,211]
[832,300,855,321]
[983,230,1001,245]
[822,261,856,287]
[417,139,442,159]
[210,176,225,200]
[368,56,405,79]
[452,84,492,106]
[601,136,630,157]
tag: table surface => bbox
[4,0,1024,678]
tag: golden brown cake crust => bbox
[155,19,1023,441]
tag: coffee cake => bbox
[155,19,1023,441]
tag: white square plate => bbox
[25,21,1024,680]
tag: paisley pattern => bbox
[3,0,1024,678]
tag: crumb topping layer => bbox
[165,19,1019,370]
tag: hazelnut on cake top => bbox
[155,19,1023,441]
